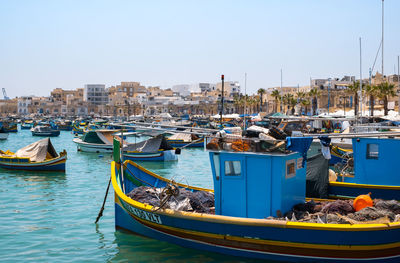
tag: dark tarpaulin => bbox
[306,153,329,199]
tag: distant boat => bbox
[31,125,60,137]
[122,135,177,161]
[73,130,122,153]
[0,127,8,140]
[0,138,66,171]
[167,132,204,148]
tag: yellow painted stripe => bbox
[112,162,400,231]
[330,181,400,190]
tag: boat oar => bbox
[174,137,203,154]
[95,177,112,224]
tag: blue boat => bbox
[329,137,400,200]
[122,135,177,162]
[0,138,66,171]
[111,137,400,262]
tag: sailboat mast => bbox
[382,0,384,77]
[359,37,363,120]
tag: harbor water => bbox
[0,128,262,262]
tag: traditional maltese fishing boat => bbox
[122,135,177,162]
[0,138,67,171]
[73,130,123,153]
[111,136,400,262]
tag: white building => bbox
[83,84,108,105]
[18,96,32,115]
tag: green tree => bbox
[257,88,266,112]
[301,99,311,115]
[365,84,378,117]
[346,81,362,116]
[271,90,281,113]
[377,82,396,116]
[308,88,320,115]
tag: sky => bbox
[0,0,399,98]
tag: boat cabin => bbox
[209,139,309,219]
[351,137,400,186]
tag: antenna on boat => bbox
[359,37,363,123]
[244,72,247,130]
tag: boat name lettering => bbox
[124,203,162,224]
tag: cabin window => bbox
[367,144,379,159]
[213,154,220,180]
[225,161,241,176]
[286,159,296,179]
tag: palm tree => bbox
[301,99,311,115]
[257,88,266,112]
[346,81,361,116]
[233,95,241,114]
[365,84,378,117]
[308,88,320,115]
[376,82,396,116]
[271,90,281,113]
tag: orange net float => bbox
[353,192,373,212]
[231,140,250,152]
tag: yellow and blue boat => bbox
[0,138,67,171]
[112,138,400,262]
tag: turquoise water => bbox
[0,129,263,262]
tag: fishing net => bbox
[127,186,214,213]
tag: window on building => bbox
[367,143,379,159]
[224,161,241,176]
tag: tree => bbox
[233,95,241,114]
[308,88,320,115]
[365,84,378,117]
[257,88,266,112]
[271,90,281,113]
[301,99,311,115]
[346,81,362,116]
[376,82,396,116]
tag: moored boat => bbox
[31,125,60,137]
[73,130,123,153]
[167,132,204,148]
[123,135,177,161]
[111,136,400,262]
[0,138,67,171]
[329,137,400,200]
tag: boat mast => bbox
[381,0,384,78]
[359,37,363,122]
[244,72,247,130]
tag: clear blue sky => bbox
[0,0,399,98]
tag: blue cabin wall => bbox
[352,138,400,186]
[209,151,306,219]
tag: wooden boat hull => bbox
[0,154,66,171]
[167,139,204,148]
[123,150,177,162]
[329,181,400,200]
[112,161,400,262]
